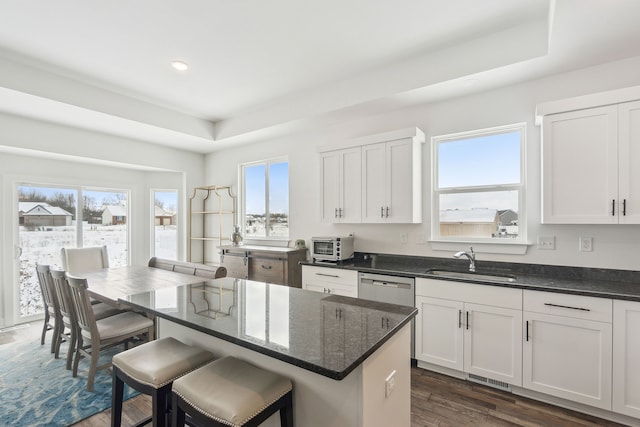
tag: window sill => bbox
[429,240,530,255]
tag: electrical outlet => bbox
[400,233,408,244]
[580,236,593,252]
[537,236,556,250]
[385,370,396,398]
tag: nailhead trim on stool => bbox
[171,356,293,427]
[111,337,215,427]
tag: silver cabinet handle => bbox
[544,302,590,312]
[316,272,340,278]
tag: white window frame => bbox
[430,123,527,254]
[239,156,289,244]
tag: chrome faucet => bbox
[454,246,476,272]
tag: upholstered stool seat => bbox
[172,356,293,427]
[112,337,215,427]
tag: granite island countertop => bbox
[302,252,640,302]
[120,276,417,380]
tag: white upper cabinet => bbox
[320,147,362,223]
[618,100,640,224]
[319,127,423,224]
[362,138,422,223]
[538,87,640,224]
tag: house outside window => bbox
[240,157,289,240]
[431,123,526,244]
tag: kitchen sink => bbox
[425,269,517,283]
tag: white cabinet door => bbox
[415,295,464,371]
[362,138,421,223]
[319,148,361,223]
[362,142,387,222]
[386,139,419,223]
[542,105,618,224]
[464,303,522,386]
[523,311,612,410]
[320,150,341,223]
[613,300,640,417]
[618,100,640,224]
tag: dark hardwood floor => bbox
[71,367,628,426]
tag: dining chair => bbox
[66,275,155,391]
[50,269,123,370]
[60,245,109,275]
[35,264,62,353]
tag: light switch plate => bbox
[537,236,555,250]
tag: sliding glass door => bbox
[17,184,129,320]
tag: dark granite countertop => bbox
[302,252,640,302]
[120,277,417,380]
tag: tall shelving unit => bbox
[188,185,236,265]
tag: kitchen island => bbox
[120,277,417,427]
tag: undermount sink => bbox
[425,269,517,283]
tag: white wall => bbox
[0,113,205,326]
[205,55,640,271]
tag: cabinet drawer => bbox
[524,290,612,323]
[303,266,358,286]
[221,255,248,279]
[416,278,521,310]
[249,258,285,284]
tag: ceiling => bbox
[1,0,640,153]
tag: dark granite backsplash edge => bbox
[351,252,640,284]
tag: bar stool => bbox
[171,356,293,427]
[111,337,215,427]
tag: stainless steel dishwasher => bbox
[358,272,415,357]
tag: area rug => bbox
[0,338,138,426]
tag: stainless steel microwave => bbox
[311,236,354,262]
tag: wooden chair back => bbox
[50,270,76,324]
[36,264,59,315]
[66,276,99,340]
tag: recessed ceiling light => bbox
[171,61,189,71]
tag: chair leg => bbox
[280,391,294,427]
[87,342,100,391]
[172,394,186,427]
[111,367,124,427]
[50,318,61,354]
[41,311,49,346]
[53,324,63,358]
[73,335,83,378]
[66,327,77,370]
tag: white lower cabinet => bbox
[613,299,640,418]
[415,278,522,386]
[523,290,613,410]
[302,265,358,297]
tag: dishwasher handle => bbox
[360,278,412,290]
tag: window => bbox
[152,190,178,260]
[240,158,289,239]
[432,123,525,243]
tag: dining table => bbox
[80,265,206,307]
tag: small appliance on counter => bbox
[311,235,354,262]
